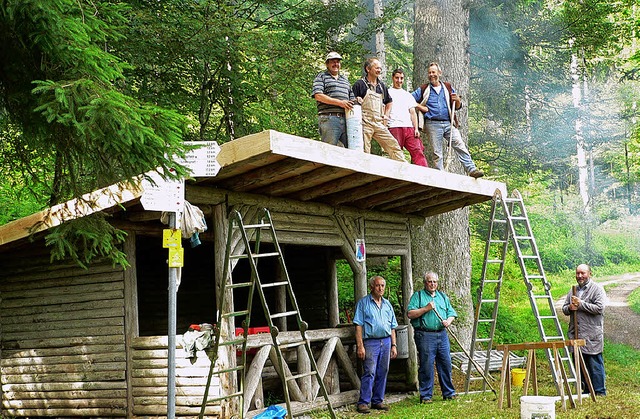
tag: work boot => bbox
[356,404,370,414]
[468,169,484,178]
[371,403,390,411]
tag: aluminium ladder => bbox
[465,190,579,401]
[199,208,336,419]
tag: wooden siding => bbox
[130,337,221,417]
[0,246,128,417]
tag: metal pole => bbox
[168,212,177,419]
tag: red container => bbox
[235,326,270,355]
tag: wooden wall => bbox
[130,336,221,417]
[0,243,128,417]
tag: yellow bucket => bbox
[511,368,526,387]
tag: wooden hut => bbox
[0,130,506,417]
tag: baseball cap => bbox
[325,51,342,61]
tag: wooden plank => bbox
[1,289,124,309]
[2,307,124,326]
[1,352,126,368]
[2,381,126,392]
[251,164,344,196]
[2,370,126,383]
[3,407,128,416]
[286,171,374,202]
[2,325,124,341]
[2,298,123,317]
[3,334,125,350]
[217,158,319,192]
[2,389,127,400]
[0,180,141,246]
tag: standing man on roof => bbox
[412,62,483,177]
[312,51,355,147]
[352,57,406,162]
[387,68,428,167]
[353,275,398,414]
[407,271,458,403]
[562,264,607,396]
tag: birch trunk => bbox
[412,0,473,347]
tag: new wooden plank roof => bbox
[0,130,506,246]
[194,130,506,217]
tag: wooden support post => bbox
[401,253,418,388]
[327,253,340,327]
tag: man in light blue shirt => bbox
[353,276,398,413]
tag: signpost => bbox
[140,141,220,418]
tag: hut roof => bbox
[0,130,505,247]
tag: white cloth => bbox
[388,87,418,128]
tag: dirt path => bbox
[556,272,640,350]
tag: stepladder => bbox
[466,189,582,400]
[199,208,336,419]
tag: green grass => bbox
[310,340,640,417]
[630,287,640,315]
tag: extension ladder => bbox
[465,190,579,401]
[199,208,336,418]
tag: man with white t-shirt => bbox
[387,68,428,166]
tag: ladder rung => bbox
[213,365,245,375]
[489,239,507,244]
[262,281,289,288]
[545,336,564,341]
[279,340,307,349]
[504,197,521,203]
[206,391,244,403]
[526,275,545,279]
[482,279,501,283]
[230,254,249,260]
[271,310,298,319]
[478,319,495,323]
[481,299,498,303]
[469,376,486,381]
[243,223,271,229]
[514,235,533,240]
[287,371,318,381]
[486,259,504,263]
[253,252,281,259]
[509,216,527,221]
[476,338,491,343]
[227,282,253,289]
[222,310,249,318]
[522,255,539,259]
[219,338,246,346]
[532,295,549,299]
[538,315,557,319]
[493,219,507,224]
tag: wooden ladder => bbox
[199,208,336,418]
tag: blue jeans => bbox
[582,352,606,395]
[318,115,347,147]
[414,329,456,400]
[423,120,475,172]
[358,337,391,405]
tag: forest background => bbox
[2,0,640,338]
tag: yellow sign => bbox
[163,229,182,248]
[168,247,184,267]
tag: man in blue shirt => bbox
[353,275,398,413]
[312,52,355,147]
[412,62,483,178]
[407,271,458,403]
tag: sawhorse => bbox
[496,339,596,410]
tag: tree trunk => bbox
[412,0,473,348]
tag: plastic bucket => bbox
[520,396,555,419]
[395,325,409,359]
[346,105,364,151]
[511,368,526,387]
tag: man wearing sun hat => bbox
[312,52,356,147]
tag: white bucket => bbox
[520,396,556,419]
[395,325,409,359]
[346,105,364,151]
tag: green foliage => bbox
[628,288,640,318]
[44,214,129,269]
[336,257,404,323]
